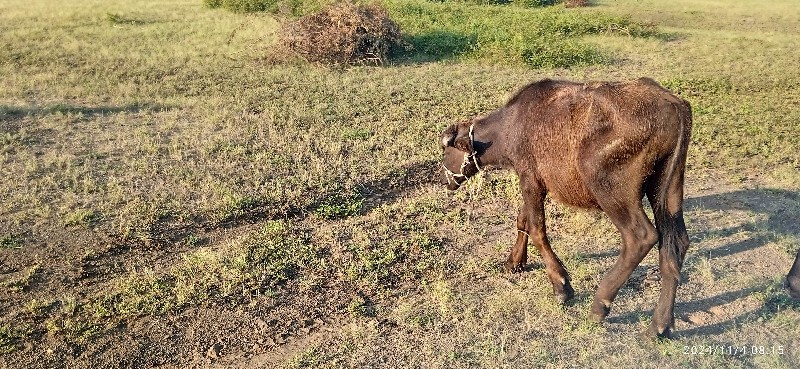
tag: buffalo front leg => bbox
[506,182,574,303]
[504,211,529,273]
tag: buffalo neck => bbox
[472,109,512,170]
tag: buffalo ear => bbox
[454,136,473,153]
[440,124,458,148]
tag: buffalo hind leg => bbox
[590,200,659,323]
[787,251,800,299]
[648,205,690,338]
[645,160,691,338]
[506,180,574,303]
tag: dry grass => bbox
[1,0,799,367]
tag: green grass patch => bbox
[2,0,800,365]
[390,0,658,67]
[241,221,317,287]
[204,0,331,15]
[92,270,177,318]
[105,12,149,25]
[45,317,101,343]
[660,77,733,99]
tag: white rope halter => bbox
[443,123,482,187]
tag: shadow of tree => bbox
[685,188,800,258]
[675,287,800,338]
[0,102,168,123]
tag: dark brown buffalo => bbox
[440,78,692,338]
[787,252,800,299]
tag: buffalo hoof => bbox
[503,260,526,273]
[647,321,674,340]
[786,276,800,299]
[589,299,611,322]
[554,280,575,304]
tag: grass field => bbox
[1,0,799,367]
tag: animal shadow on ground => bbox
[357,158,442,212]
[610,188,800,337]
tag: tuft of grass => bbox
[334,198,449,290]
[0,326,22,354]
[1,264,40,293]
[241,221,317,287]
[25,299,53,318]
[64,209,103,228]
[0,234,22,249]
[45,317,101,343]
[341,127,373,140]
[96,270,177,317]
[181,233,204,247]
[106,13,148,25]
[347,295,375,317]
[214,191,265,223]
[313,187,365,220]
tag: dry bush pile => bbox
[273,1,405,66]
